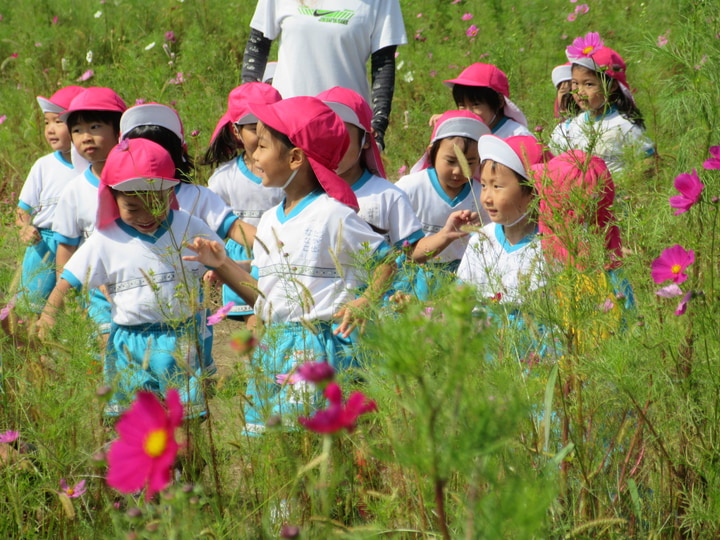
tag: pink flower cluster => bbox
[566,3,589,22]
[299,382,377,434]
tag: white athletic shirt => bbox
[550,106,654,174]
[457,222,545,304]
[207,155,284,227]
[395,168,482,263]
[53,167,101,245]
[352,170,424,248]
[492,117,534,139]
[249,0,407,102]
[62,210,221,326]
[252,189,388,323]
[18,151,76,229]
[174,182,238,238]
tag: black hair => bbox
[201,124,240,168]
[427,135,475,171]
[66,110,122,135]
[452,84,504,115]
[261,123,322,190]
[123,125,194,182]
[567,65,646,129]
[481,159,535,196]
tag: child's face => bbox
[335,124,368,178]
[480,160,533,227]
[235,123,259,155]
[70,118,118,164]
[457,97,498,127]
[433,137,480,198]
[555,81,572,114]
[44,112,72,153]
[252,122,292,188]
[571,66,613,114]
[115,190,170,235]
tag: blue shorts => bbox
[19,228,57,312]
[222,240,254,317]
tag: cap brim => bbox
[111,177,179,192]
[432,116,491,143]
[324,102,365,132]
[37,96,65,114]
[120,104,184,143]
[478,135,527,179]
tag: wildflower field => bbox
[2,0,720,538]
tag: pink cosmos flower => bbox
[297,361,335,384]
[566,13,577,22]
[462,13,473,20]
[657,31,669,47]
[106,389,182,501]
[651,244,695,284]
[703,146,720,170]
[566,32,604,58]
[451,0,462,3]
[669,169,704,215]
[10,53,18,58]
[398,165,407,175]
[466,24,479,37]
[207,302,235,325]
[675,291,694,316]
[599,299,615,312]
[59,479,87,498]
[168,72,185,85]
[52,16,58,24]
[190,129,199,137]
[164,31,176,43]
[0,430,19,443]
[0,115,6,125]
[76,69,94,82]
[298,383,377,434]
[0,299,13,320]
[276,373,301,385]
[574,4,589,14]
[656,284,683,298]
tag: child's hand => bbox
[202,270,224,289]
[184,237,228,268]
[428,113,442,127]
[333,297,370,338]
[19,225,40,245]
[442,210,481,239]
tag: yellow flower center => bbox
[582,45,595,55]
[671,264,682,274]
[66,488,74,496]
[144,429,168,458]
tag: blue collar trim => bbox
[276,189,323,224]
[495,222,538,254]
[116,210,175,244]
[84,166,100,188]
[492,116,508,134]
[237,153,262,185]
[428,167,471,206]
[54,151,74,169]
[352,169,373,192]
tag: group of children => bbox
[11,32,648,433]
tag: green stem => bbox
[319,434,333,517]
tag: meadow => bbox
[1,0,720,537]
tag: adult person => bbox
[241,0,407,151]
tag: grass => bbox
[2,0,720,538]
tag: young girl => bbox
[205,84,284,319]
[15,85,84,311]
[39,138,223,417]
[550,33,655,174]
[438,63,534,138]
[552,63,573,118]
[184,96,395,434]
[396,110,490,273]
[457,135,549,303]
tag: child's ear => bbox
[288,147,305,170]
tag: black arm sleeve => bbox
[241,28,272,84]
[370,45,397,152]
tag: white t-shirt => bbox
[395,168,482,263]
[252,190,388,323]
[352,170,424,248]
[250,0,407,102]
[18,151,76,229]
[53,167,101,245]
[207,155,284,227]
[174,182,239,238]
[457,222,545,304]
[62,210,221,326]
[492,117,534,139]
[550,106,654,174]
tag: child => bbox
[438,63,534,138]
[15,85,84,311]
[457,135,549,303]
[552,63,573,118]
[550,33,655,174]
[183,96,395,434]
[52,87,127,333]
[38,138,223,417]
[205,84,285,319]
[397,110,490,273]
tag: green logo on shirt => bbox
[298,7,355,25]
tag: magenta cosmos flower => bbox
[298,382,377,434]
[703,146,720,170]
[669,169,704,215]
[106,389,183,500]
[59,479,87,498]
[466,24,479,37]
[566,32,604,58]
[297,361,335,384]
[0,430,19,443]
[651,244,695,284]
[207,301,235,325]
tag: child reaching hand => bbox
[184,96,395,434]
[39,138,224,417]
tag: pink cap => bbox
[532,150,622,270]
[317,86,386,178]
[59,87,127,122]
[567,47,633,103]
[249,96,358,210]
[478,135,551,179]
[97,139,180,230]
[551,63,572,88]
[210,82,282,144]
[36,86,85,114]
[411,110,490,173]
[120,103,185,143]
